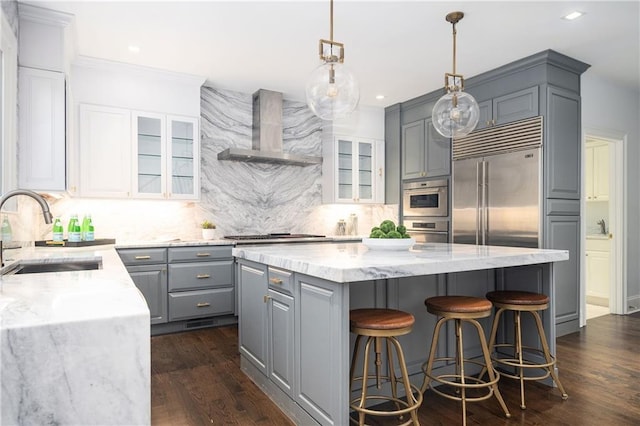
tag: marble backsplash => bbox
[12,86,396,243]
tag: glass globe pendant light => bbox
[432,11,479,138]
[306,0,359,121]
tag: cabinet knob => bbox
[196,302,211,308]
[609,233,613,239]
[263,295,272,303]
[379,167,383,177]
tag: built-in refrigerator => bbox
[452,116,543,248]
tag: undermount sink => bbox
[2,259,102,276]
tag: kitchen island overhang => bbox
[233,241,569,426]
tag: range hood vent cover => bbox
[217,89,322,166]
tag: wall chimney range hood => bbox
[217,89,322,167]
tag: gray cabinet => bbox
[237,260,348,426]
[544,86,581,200]
[167,246,234,321]
[119,245,235,332]
[118,248,168,325]
[402,118,450,180]
[385,104,401,204]
[545,214,580,336]
[475,86,539,130]
[238,261,268,374]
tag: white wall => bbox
[582,72,640,309]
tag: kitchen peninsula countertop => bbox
[0,244,150,425]
[233,241,569,283]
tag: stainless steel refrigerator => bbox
[452,116,543,248]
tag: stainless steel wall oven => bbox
[402,179,448,217]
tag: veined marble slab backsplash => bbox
[15,86,396,243]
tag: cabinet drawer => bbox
[168,246,232,262]
[168,260,233,291]
[168,287,234,321]
[268,266,293,296]
[118,248,167,265]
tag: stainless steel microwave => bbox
[402,179,449,217]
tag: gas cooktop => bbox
[224,233,325,241]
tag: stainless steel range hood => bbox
[217,89,322,167]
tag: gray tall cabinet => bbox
[385,50,589,336]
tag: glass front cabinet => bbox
[132,113,199,200]
[323,135,384,204]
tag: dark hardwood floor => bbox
[151,312,640,425]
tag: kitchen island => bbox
[0,245,150,425]
[233,241,569,426]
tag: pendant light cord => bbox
[452,20,457,76]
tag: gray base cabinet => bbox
[238,259,348,426]
[119,248,168,325]
[118,245,235,334]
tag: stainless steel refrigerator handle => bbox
[482,160,488,246]
[476,161,482,245]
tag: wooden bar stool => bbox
[420,296,510,426]
[483,290,568,409]
[349,308,423,425]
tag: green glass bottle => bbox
[84,215,95,242]
[52,217,64,242]
[68,214,81,242]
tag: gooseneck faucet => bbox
[0,189,54,267]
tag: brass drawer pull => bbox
[196,274,211,279]
[269,277,283,285]
[196,253,210,257]
[134,255,151,260]
[196,302,211,308]
[263,295,271,303]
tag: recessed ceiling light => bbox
[563,11,584,21]
[128,45,141,53]
[376,95,385,100]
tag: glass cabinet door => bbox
[135,114,165,196]
[358,142,373,202]
[337,139,354,201]
[168,117,198,198]
[334,137,377,203]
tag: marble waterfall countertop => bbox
[233,242,570,283]
[0,245,150,425]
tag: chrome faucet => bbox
[0,189,54,267]
[597,219,606,235]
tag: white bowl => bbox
[362,237,416,251]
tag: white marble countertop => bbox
[0,245,148,329]
[233,242,570,283]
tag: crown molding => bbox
[18,3,73,27]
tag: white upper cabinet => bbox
[18,67,66,191]
[321,106,385,204]
[79,105,200,199]
[132,112,199,199]
[78,104,132,198]
[323,135,384,204]
[585,141,609,201]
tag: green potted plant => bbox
[201,220,216,240]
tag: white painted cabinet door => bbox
[585,143,609,201]
[79,104,131,197]
[132,112,166,198]
[18,67,65,191]
[586,250,610,301]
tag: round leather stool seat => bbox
[350,308,415,332]
[425,296,492,317]
[486,290,549,306]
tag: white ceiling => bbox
[21,1,640,107]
